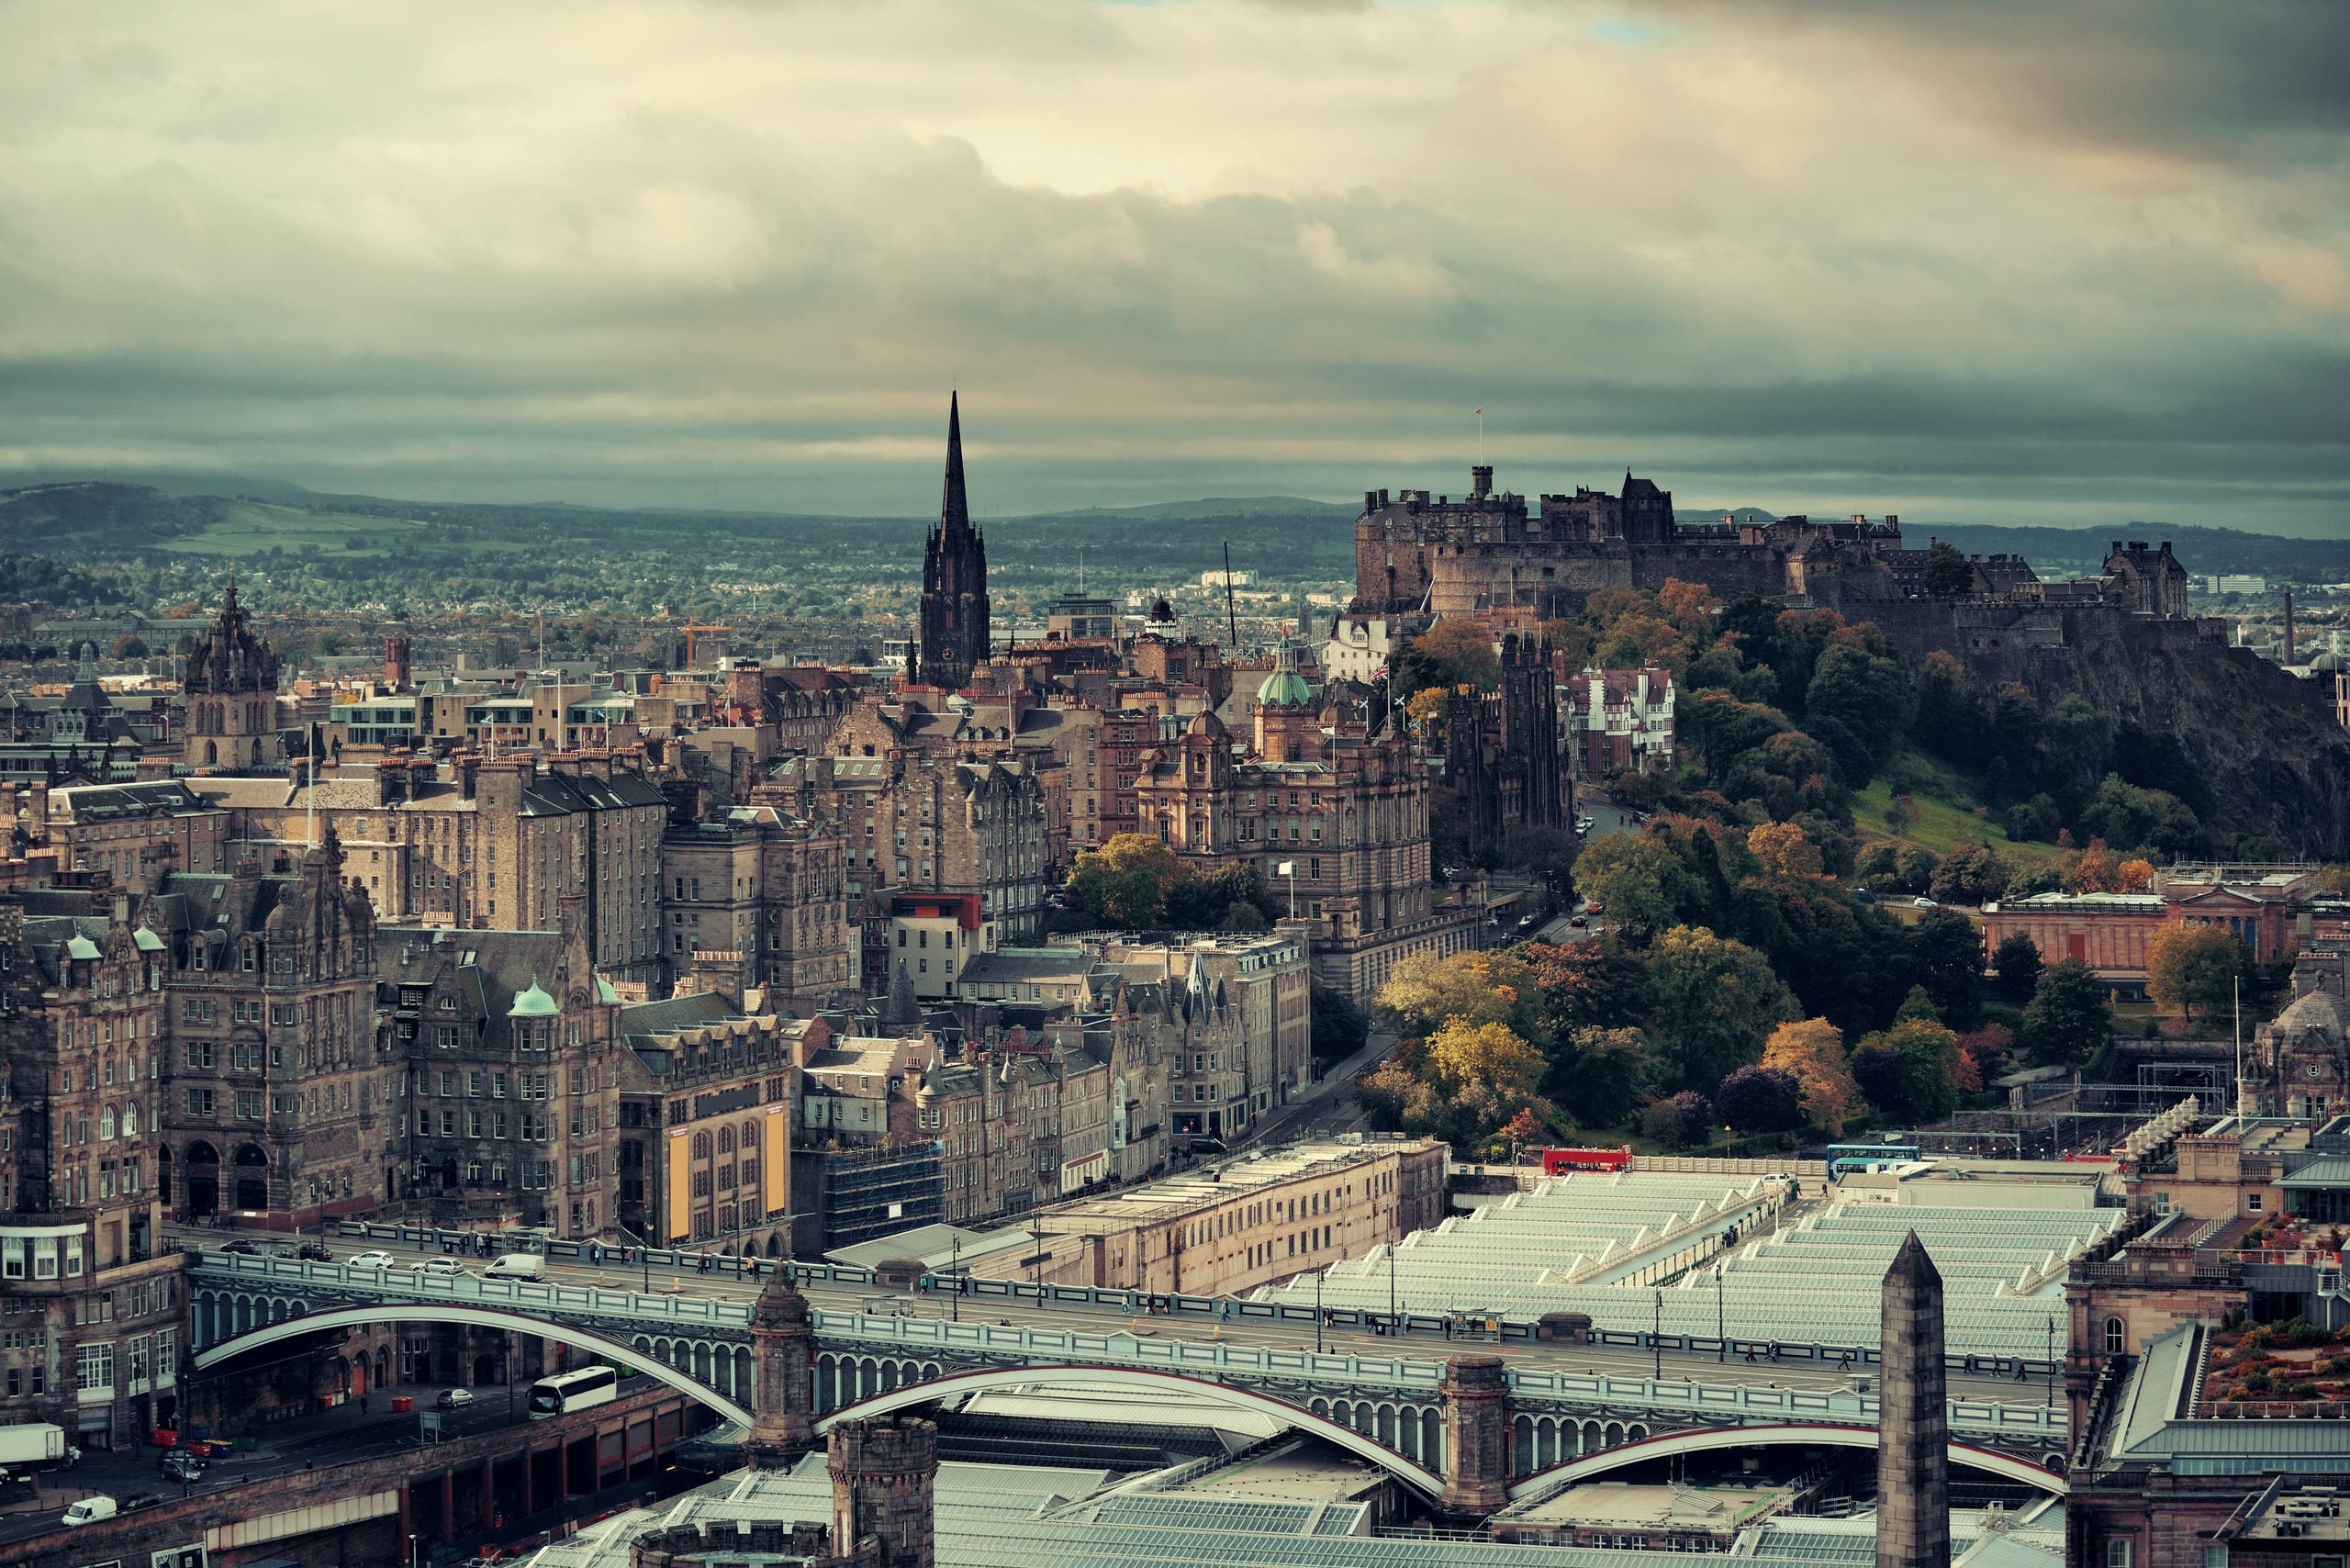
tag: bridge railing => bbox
[191,1255,2062,1437]
[317,1221,2065,1381]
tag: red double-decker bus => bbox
[1540,1146,1632,1175]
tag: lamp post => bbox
[1388,1245,1397,1336]
[1715,1266,1726,1362]
[950,1235,961,1324]
[1652,1289,1663,1381]
[1315,1267,1326,1356]
[2046,1315,2057,1410]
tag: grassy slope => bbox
[153,500,438,557]
[1851,750,2068,872]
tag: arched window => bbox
[742,1121,761,1151]
[692,1132,711,1159]
[718,1126,735,1155]
[98,1106,117,1141]
[122,1103,139,1137]
[2104,1317,2125,1356]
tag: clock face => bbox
[2311,1064,2325,1080]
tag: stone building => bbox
[659,801,859,1009]
[202,752,669,985]
[374,922,620,1237]
[912,394,989,694]
[617,974,800,1254]
[1439,633,1566,856]
[12,780,229,890]
[0,1204,184,1452]
[1982,869,2310,995]
[1131,652,1479,1000]
[976,1137,1448,1295]
[180,581,283,774]
[1561,666,1675,779]
[1093,932,1312,1141]
[149,842,385,1225]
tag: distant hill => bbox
[1039,496,1357,522]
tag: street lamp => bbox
[950,1236,961,1324]
[1715,1267,1726,1362]
[1387,1246,1397,1338]
[1652,1289,1663,1381]
[1315,1267,1326,1356]
[2046,1315,2057,1410]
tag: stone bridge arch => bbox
[1503,1421,2067,1501]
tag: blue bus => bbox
[1827,1142,1921,1177]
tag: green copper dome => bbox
[1256,644,1314,710]
[509,977,559,1018]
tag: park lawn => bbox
[1852,756,2068,874]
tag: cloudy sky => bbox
[2,0,2346,531]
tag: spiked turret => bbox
[913,392,990,690]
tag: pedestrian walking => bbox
[360,1394,369,1414]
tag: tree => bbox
[1525,941,1649,1037]
[1992,931,2042,1002]
[1930,843,2007,906]
[1572,832,1702,943]
[1851,1017,1964,1122]
[1747,822,1823,881]
[1374,949,1539,1037]
[1642,925,1799,1092]
[2146,923,2242,1020]
[1426,1018,1547,1103]
[2021,958,2113,1067]
[1761,1017,1860,1134]
[1715,1066,1806,1136]
[1640,1091,1716,1150]
[1805,644,1910,775]
[1310,980,1368,1067]
[1393,620,1500,700]
[1922,540,1975,597]
[1908,909,1987,1027]
[1501,824,1582,900]
[1549,1025,1656,1127]
[1067,834,1182,927]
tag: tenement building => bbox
[1132,649,1479,1000]
[658,801,860,1009]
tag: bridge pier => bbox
[744,1266,817,1469]
[1438,1355,1512,1522]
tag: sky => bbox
[1,0,2346,532]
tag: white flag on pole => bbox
[1276,861,1295,876]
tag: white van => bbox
[62,1495,118,1526]
[482,1253,544,1281]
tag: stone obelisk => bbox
[1877,1230,1950,1568]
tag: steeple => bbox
[941,389,970,534]
[913,391,991,691]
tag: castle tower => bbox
[182,577,282,772]
[743,1265,816,1468]
[912,393,990,691]
[1876,1231,1950,1568]
[1438,1354,1511,1521]
[829,1416,937,1568]
[383,633,412,690]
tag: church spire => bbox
[941,390,970,534]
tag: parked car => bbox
[160,1450,207,1483]
[1568,915,1587,929]
[348,1250,397,1269]
[420,1258,469,1278]
[1912,895,1939,909]
[435,1387,476,1410]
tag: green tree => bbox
[1805,644,1911,775]
[1851,1017,1964,1122]
[1067,834,1181,927]
[1930,843,2007,906]
[1908,909,1986,1028]
[1642,925,1798,1092]
[1921,540,1975,596]
[2146,923,2242,1020]
[1524,941,1649,1037]
[1548,1026,1656,1127]
[1991,931,2042,1002]
[1640,1091,1715,1150]
[1309,980,1368,1067]
[2020,958,2113,1067]
[1572,832,1702,944]
[1715,1065,1806,1135]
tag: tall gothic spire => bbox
[941,389,970,533]
[914,391,990,690]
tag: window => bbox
[2104,1317,2124,1356]
[2106,1541,2132,1568]
[2248,1193,2264,1212]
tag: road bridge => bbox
[189,1252,2067,1491]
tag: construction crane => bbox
[679,620,734,668]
